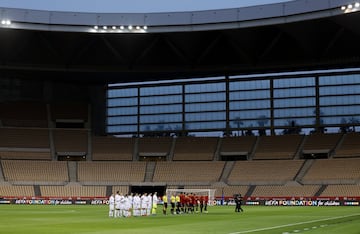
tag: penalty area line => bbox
[228,213,360,234]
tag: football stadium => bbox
[0,0,360,233]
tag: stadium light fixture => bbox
[341,2,360,13]
[90,24,148,33]
[1,19,11,25]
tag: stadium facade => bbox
[0,0,360,202]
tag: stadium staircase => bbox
[293,159,315,182]
[67,161,77,182]
[315,184,327,196]
[332,134,346,158]
[294,135,307,159]
[248,136,260,160]
[106,186,112,197]
[34,185,41,196]
[220,161,235,183]
[167,138,176,161]
[144,161,156,182]
[245,185,256,197]
[0,161,4,182]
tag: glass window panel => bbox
[107,97,137,107]
[140,113,182,124]
[319,74,360,85]
[274,107,315,118]
[185,92,225,102]
[274,97,315,108]
[185,102,225,112]
[229,90,270,100]
[107,116,138,125]
[273,77,315,88]
[185,121,226,130]
[320,95,360,106]
[140,123,182,132]
[273,87,315,98]
[231,119,269,128]
[319,84,360,96]
[107,125,138,133]
[107,106,137,116]
[320,106,360,116]
[185,112,226,121]
[320,116,354,125]
[230,100,270,110]
[140,85,182,96]
[185,82,225,93]
[230,110,270,121]
[229,80,270,91]
[140,95,182,105]
[108,88,137,98]
[140,104,182,114]
[273,117,315,126]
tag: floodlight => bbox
[103,26,107,30]
[94,25,99,30]
[120,26,125,30]
[348,4,353,9]
[341,6,346,10]
[143,26,148,30]
[355,2,360,8]
[136,26,140,30]
[112,26,116,30]
[128,25,133,30]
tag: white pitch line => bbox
[228,213,360,234]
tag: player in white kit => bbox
[108,193,115,217]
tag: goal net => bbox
[165,188,216,206]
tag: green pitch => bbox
[0,205,359,234]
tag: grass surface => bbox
[0,205,359,234]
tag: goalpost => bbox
[165,188,216,206]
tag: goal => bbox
[165,188,216,205]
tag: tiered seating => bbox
[40,185,106,197]
[301,158,360,183]
[220,136,256,158]
[227,160,304,184]
[77,161,146,182]
[0,128,51,160]
[302,133,342,156]
[138,137,172,157]
[173,137,218,160]
[0,185,35,197]
[1,160,68,182]
[253,135,303,160]
[92,136,134,160]
[320,184,360,197]
[0,102,48,127]
[53,129,88,154]
[153,161,225,183]
[112,186,130,195]
[335,133,360,158]
[252,185,320,197]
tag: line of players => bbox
[109,191,210,217]
[109,191,159,218]
[165,193,209,215]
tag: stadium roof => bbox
[0,0,359,83]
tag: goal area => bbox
[165,188,216,205]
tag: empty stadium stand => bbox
[92,136,135,161]
[301,133,342,158]
[334,132,360,158]
[219,136,256,160]
[172,137,218,161]
[253,135,303,160]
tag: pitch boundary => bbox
[228,213,360,234]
